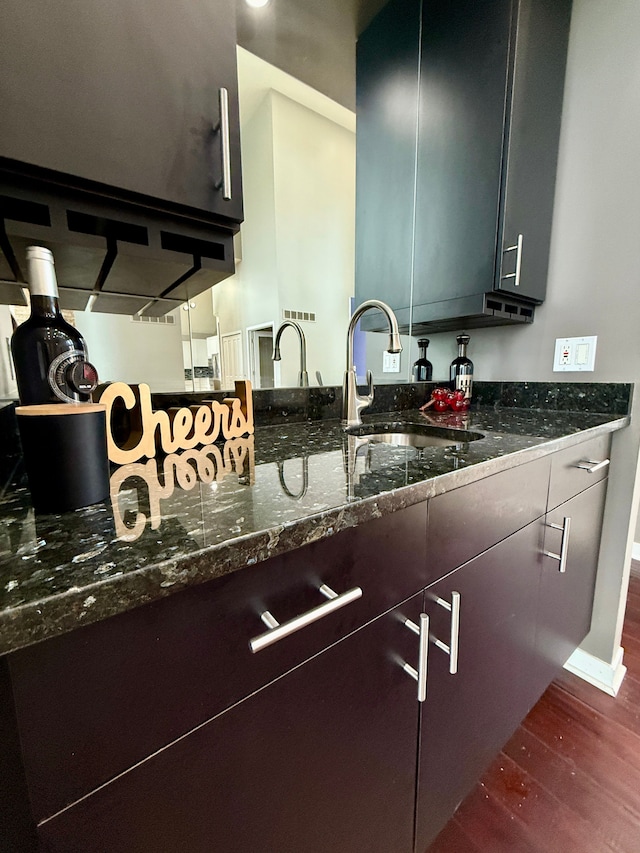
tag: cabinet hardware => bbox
[403,613,430,702]
[575,459,610,474]
[214,87,232,201]
[501,234,524,287]
[433,592,461,674]
[249,584,362,653]
[544,516,571,573]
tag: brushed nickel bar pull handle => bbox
[513,233,523,287]
[501,234,523,287]
[249,584,362,653]
[576,459,610,474]
[417,613,429,701]
[433,591,461,674]
[544,516,572,573]
[448,592,461,674]
[215,87,232,200]
[403,613,430,702]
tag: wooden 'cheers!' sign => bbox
[98,380,254,465]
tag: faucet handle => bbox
[366,369,374,395]
[362,369,374,406]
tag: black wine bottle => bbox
[450,333,473,399]
[412,338,433,381]
[11,246,98,405]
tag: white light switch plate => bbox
[383,352,401,373]
[553,336,597,372]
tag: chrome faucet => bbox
[342,299,402,427]
[272,320,309,387]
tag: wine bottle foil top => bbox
[26,245,59,298]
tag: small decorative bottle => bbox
[450,333,473,400]
[412,338,433,382]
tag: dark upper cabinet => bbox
[356,0,572,333]
[0,0,242,311]
[0,0,242,227]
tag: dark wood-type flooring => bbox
[428,561,640,853]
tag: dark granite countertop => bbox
[0,405,629,656]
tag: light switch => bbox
[553,336,597,372]
[575,343,589,366]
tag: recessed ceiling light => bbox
[245,0,271,8]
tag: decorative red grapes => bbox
[419,386,471,413]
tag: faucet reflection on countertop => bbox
[276,456,309,500]
[272,321,309,387]
[342,432,373,501]
[342,299,402,428]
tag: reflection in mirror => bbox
[0,1,421,398]
[210,46,357,390]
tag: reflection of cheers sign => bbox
[110,437,255,541]
[98,380,254,465]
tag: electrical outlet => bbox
[383,351,401,373]
[553,336,597,372]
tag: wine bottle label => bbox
[455,373,473,397]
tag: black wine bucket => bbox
[16,404,110,513]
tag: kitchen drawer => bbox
[547,433,611,511]
[8,501,427,822]
[425,455,550,580]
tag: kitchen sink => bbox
[344,422,484,449]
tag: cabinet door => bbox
[415,521,543,852]
[0,0,242,225]
[38,595,423,853]
[535,479,608,689]
[412,0,511,311]
[497,0,572,302]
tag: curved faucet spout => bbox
[342,299,402,427]
[272,320,309,387]
[346,299,402,370]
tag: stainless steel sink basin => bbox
[344,422,484,449]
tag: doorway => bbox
[247,325,275,389]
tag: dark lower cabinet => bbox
[415,520,544,852]
[535,479,609,691]
[37,594,423,853]
[1,442,613,852]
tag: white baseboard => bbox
[564,645,627,696]
[633,541,640,561]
